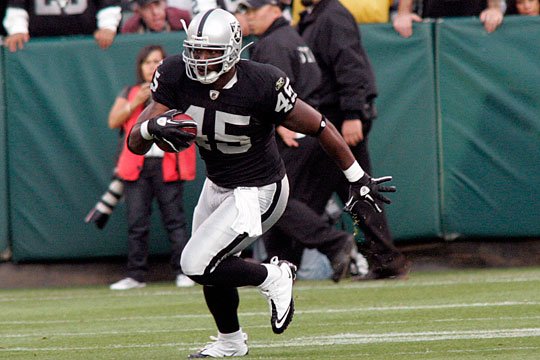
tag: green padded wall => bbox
[2,18,539,262]
[5,33,205,262]
[0,50,8,257]
[437,16,540,237]
[362,22,442,239]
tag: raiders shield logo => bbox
[275,77,285,91]
[210,90,220,100]
[230,22,242,44]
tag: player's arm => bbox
[128,100,196,155]
[281,98,355,171]
[281,99,396,213]
[127,100,169,155]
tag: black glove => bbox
[146,109,197,152]
[344,173,396,214]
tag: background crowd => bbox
[1,0,538,49]
[0,0,537,286]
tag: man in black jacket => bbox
[298,0,410,280]
[238,0,357,282]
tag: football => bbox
[172,113,198,136]
[154,112,198,153]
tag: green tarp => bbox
[1,17,539,261]
[0,49,7,257]
[4,33,204,261]
[438,16,540,237]
[363,22,441,239]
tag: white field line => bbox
[0,300,538,325]
[0,275,539,303]
[3,315,540,339]
[1,328,539,353]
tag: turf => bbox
[1,267,539,359]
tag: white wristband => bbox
[3,8,29,35]
[343,161,365,183]
[97,6,122,31]
[140,120,153,140]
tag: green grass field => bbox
[1,267,539,360]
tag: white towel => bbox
[231,187,262,237]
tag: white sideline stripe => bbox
[4,315,540,339]
[301,275,540,290]
[1,275,539,303]
[1,300,538,325]
[393,346,539,356]
[2,328,539,353]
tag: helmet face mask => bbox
[182,9,243,84]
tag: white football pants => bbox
[181,176,289,276]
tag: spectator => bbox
[392,0,506,38]
[87,0,190,230]
[506,0,539,15]
[121,0,191,33]
[298,0,410,280]
[238,0,357,282]
[2,0,121,52]
[108,45,197,290]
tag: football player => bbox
[128,8,395,358]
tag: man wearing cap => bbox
[238,0,358,282]
[121,0,190,33]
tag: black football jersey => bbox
[151,56,298,188]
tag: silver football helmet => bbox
[182,9,244,84]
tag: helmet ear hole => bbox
[182,9,243,84]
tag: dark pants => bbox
[291,109,402,270]
[263,136,352,266]
[123,158,188,282]
[264,198,351,266]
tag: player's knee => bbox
[180,253,202,276]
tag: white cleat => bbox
[259,256,297,334]
[109,277,146,290]
[188,332,248,358]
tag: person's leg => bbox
[338,135,410,279]
[262,228,303,266]
[154,177,189,278]
[184,177,295,358]
[204,285,241,334]
[293,143,342,215]
[123,169,154,283]
[182,177,289,283]
[298,113,408,279]
[191,282,248,358]
[267,198,355,281]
